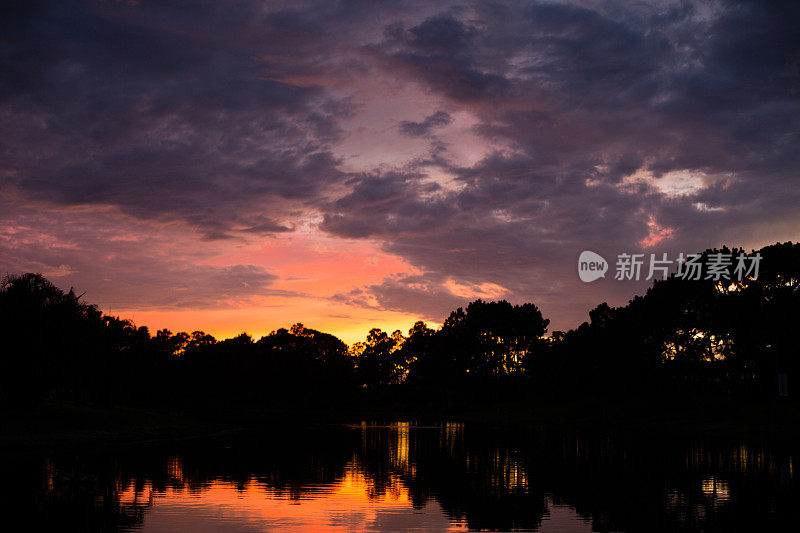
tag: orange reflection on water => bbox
[133,463,468,532]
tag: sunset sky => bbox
[1,0,798,343]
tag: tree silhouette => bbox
[438,300,549,378]
[1,242,798,408]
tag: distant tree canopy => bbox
[404,300,549,386]
[541,242,800,397]
[1,241,798,406]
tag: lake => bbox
[6,422,799,531]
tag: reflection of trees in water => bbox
[543,432,800,532]
[357,426,800,531]
[397,426,548,531]
[8,426,800,531]
[4,455,154,531]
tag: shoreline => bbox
[3,395,800,449]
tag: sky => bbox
[1,0,798,344]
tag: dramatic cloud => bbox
[322,0,800,327]
[1,0,798,339]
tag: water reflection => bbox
[5,423,799,531]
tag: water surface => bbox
[7,422,799,531]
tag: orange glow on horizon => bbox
[121,301,434,345]
[112,231,441,344]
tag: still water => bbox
[7,422,800,531]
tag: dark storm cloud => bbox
[0,0,363,238]
[376,13,511,103]
[321,153,656,324]
[2,0,799,328]
[371,0,799,181]
[323,0,800,327]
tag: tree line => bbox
[1,241,798,408]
